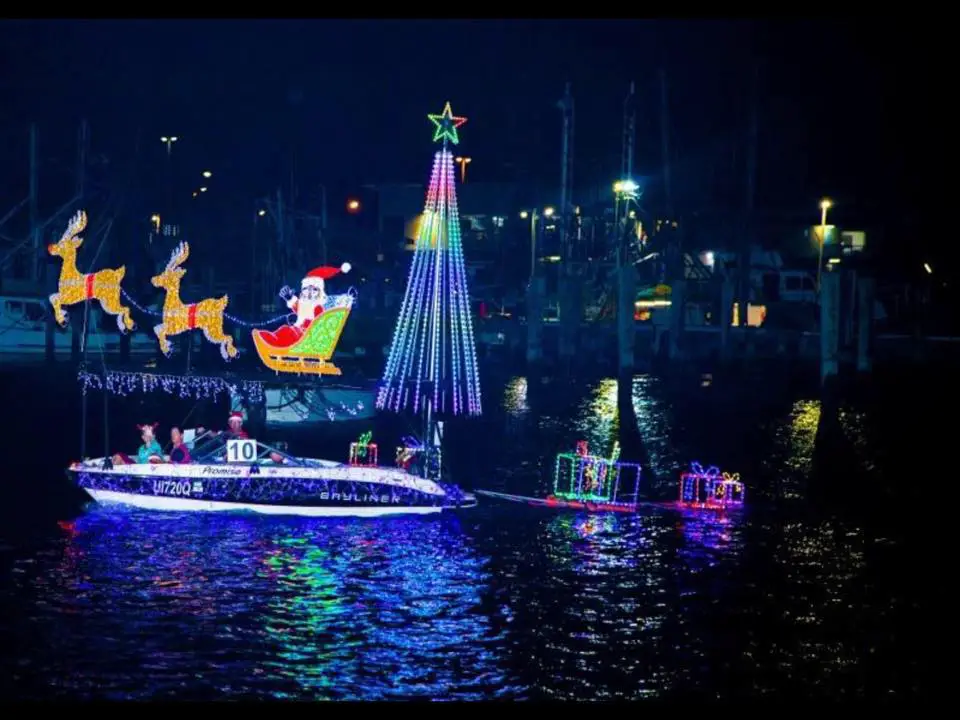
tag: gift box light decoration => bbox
[715,472,745,507]
[395,438,419,470]
[376,102,482,417]
[349,431,378,467]
[78,368,264,404]
[48,210,136,333]
[679,462,745,509]
[553,440,641,505]
[395,435,432,474]
[151,242,238,361]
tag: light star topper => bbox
[428,101,467,145]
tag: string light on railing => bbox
[78,368,265,404]
[324,400,366,421]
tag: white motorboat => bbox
[68,431,475,517]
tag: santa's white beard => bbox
[295,299,322,327]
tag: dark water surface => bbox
[0,367,927,699]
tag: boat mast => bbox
[739,64,760,327]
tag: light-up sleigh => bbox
[68,430,476,518]
[252,294,354,376]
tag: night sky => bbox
[0,19,929,267]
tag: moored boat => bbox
[0,295,156,357]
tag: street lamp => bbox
[613,179,639,199]
[521,208,555,281]
[202,170,212,178]
[613,179,642,268]
[199,186,208,193]
[347,198,361,213]
[817,197,833,291]
[454,156,472,183]
[258,209,266,217]
[161,137,179,217]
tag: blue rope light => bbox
[119,288,288,328]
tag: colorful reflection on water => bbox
[10,511,516,700]
[0,373,922,699]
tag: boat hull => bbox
[70,462,475,518]
[84,489,443,516]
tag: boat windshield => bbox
[190,432,314,467]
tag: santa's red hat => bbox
[302,263,351,289]
[228,411,244,425]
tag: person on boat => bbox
[225,411,249,439]
[257,263,351,348]
[112,423,163,465]
[195,412,291,464]
[168,427,192,464]
[197,411,248,440]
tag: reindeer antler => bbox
[166,241,190,271]
[60,210,88,243]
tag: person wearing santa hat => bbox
[258,263,352,348]
[225,411,249,439]
[197,411,249,440]
[197,411,289,463]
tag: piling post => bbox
[526,276,545,367]
[719,276,735,360]
[617,263,636,373]
[856,276,875,374]
[820,270,841,384]
[558,267,577,370]
[843,270,857,348]
[668,278,686,360]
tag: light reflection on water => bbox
[1,374,921,699]
[10,512,515,700]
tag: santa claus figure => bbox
[259,263,351,348]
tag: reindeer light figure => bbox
[47,210,135,332]
[151,242,238,360]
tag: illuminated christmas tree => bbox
[377,102,482,417]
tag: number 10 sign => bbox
[227,439,257,463]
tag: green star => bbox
[427,101,467,145]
